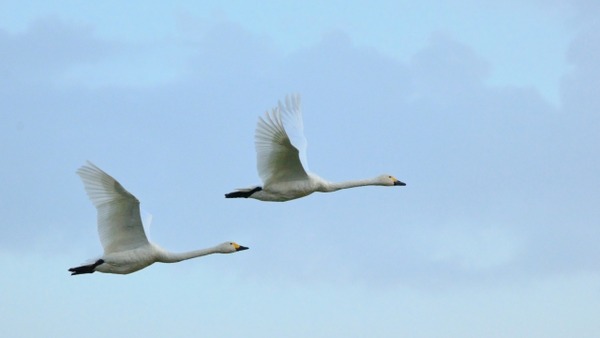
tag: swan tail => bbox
[68,259,104,275]
[225,186,262,198]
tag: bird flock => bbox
[69,94,406,275]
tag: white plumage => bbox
[225,94,406,202]
[70,161,248,275]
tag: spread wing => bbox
[254,94,310,186]
[76,161,149,254]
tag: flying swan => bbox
[225,94,406,202]
[69,161,248,275]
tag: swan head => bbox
[217,242,249,254]
[377,174,406,187]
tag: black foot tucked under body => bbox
[68,259,104,275]
[225,186,262,198]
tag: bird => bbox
[69,161,248,275]
[225,94,406,202]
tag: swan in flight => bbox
[69,161,248,275]
[225,94,406,202]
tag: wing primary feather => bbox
[76,161,149,254]
[253,95,310,185]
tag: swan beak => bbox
[393,180,406,186]
[236,245,249,251]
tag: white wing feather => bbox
[255,94,309,186]
[76,161,149,254]
[280,94,309,170]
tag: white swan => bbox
[225,94,406,202]
[69,161,248,275]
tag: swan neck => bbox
[158,246,219,263]
[325,178,377,192]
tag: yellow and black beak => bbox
[234,243,249,251]
[394,179,406,186]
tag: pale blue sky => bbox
[0,0,573,99]
[1,1,599,337]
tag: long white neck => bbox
[156,246,221,263]
[322,177,382,192]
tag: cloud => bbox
[185,21,280,84]
[0,17,114,84]
[561,22,600,117]
[545,0,600,117]
[409,33,491,101]
[2,16,599,289]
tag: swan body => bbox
[70,162,248,275]
[225,94,406,202]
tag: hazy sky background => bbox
[1,1,599,337]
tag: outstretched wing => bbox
[254,94,310,186]
[76,161,149,254]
